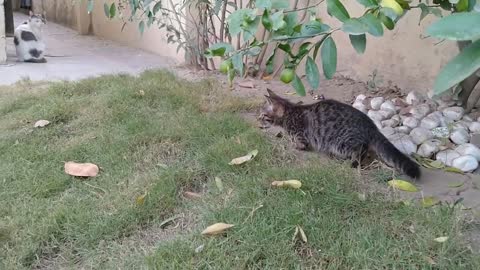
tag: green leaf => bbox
[262,10,272,31]
[388,179,419,192]
[426,12,480,40]
[306,57,320,90]
[242,17,261,42]
[153,1,162,14]
[139,21,145,35]
[292,75,306,96]
[110,3,116,19]
[256,0,272,9]
[143,0,154,6]
[379,13,395,30]
[356,0,378,8]
[205,43,234,58]
[278,43,293,57]
[104,3,110,18]
[321,37,337,79]
[271,0,290,9]
[418,3,430,24]
[433,39,480,95]
[313,36,329,59]
[232,53,244,76]
[456,0,469,12]
[297,42,312,60]
[327,0,350,22]
[301,20,331,36]
[87,0,94,13]
[271,11,285,31]
[349,34,366,54]
[147,12,154,27]
[342,18,369,35]
[265,47,277,74]
[359,13,384,37]
[228,9,256,36]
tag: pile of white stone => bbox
[353,91,480,172]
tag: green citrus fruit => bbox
[219,60,232,74]
[280,69,295,84]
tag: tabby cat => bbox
[259,89,421,179]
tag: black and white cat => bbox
[13,11,47,63]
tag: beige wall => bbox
[0,0,6,64]
[27,1,459,93]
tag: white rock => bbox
[450,129,470,145]
[469,122,480,133]
[455,143,480,161]
[420,116,440,130]
[442,107,465,121]
[452,121,469,132]
[462,115,473,122]
[391,114,401,122]
[403,117,419,129]
[437,100,456,110]
[406,91,423,105]
[373,120,383,129]
[390,134,417,155]
[452,155,479,172]
[370,97,384,110]
[382,118,399,128]
[353,102,368,113]
[428,111,444,121]
[410,127,434,145]
[381,127,396,137]
[436,150,461,166]
[417,139,441,157]
[368,110,385,121]
[379,109,395,119]
[439,116,455,127]
[355,94,367,104]
[410,104,432,119]
[395,126,411,134]
[432,127,450,138]
[380,100,396,113]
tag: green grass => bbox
[0,71,478,269]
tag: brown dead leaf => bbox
[201,223,234,236]
[183,191,202,199]
[238,81,255,89]
[64,162,99,177]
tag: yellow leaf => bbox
[201,223,234,236]
[429,160,445,169]
[434,236,448,243]
[136,192,147,205]
[380,0,404,15]
[271,180,302,189]
[448,182,464,188]
[298,226,308,243]
[444,167,465,174]
[228,149,258,165]
[388,179,419,192]
[422,196,439,208]
[214,177,224,192]
[64,162,99,177]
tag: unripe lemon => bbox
[280,68,295,84]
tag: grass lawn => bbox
[0,71,479,269]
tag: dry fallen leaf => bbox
[444,167,464,174]
[271,180,302,189]
[425,256,437,265]
[34,119,50,128]
[195,244,205,253]
[429,160,445,169]
[215,177,224,192]
[183,191,202,199]
[388,179,419,192]
[434,236,449,243]
[298,226,308,243]
[64,162,99,177]
[228,149,258,165]
[448,181,464,188]
[201,223,234,236]
[136,192,147,205]
[238,81,255,89]
[422,196,440,208]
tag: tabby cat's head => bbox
[258,89,291,125]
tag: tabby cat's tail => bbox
[370,132,421,179]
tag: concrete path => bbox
[0,13,177,85]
